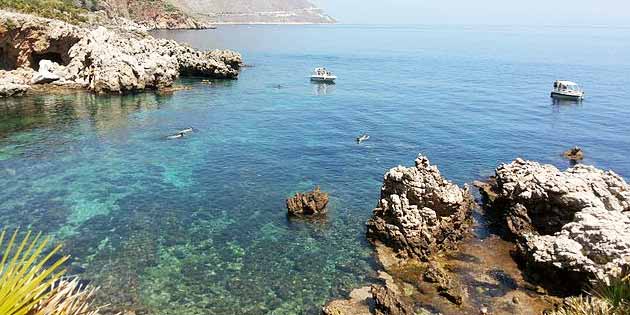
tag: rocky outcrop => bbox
[0,81,29,98]
[484,158,630,284]
[322,272,421,315]
[0,68,35,97]
[0,10,241,95]
[286,186,329,216]
[367,155,475,260]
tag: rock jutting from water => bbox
[322,271,419,315]
[324,155,475,315]
[366,154,475,260]
[482,158,630,286]
[0,10,242,95]
[286,186,329,216]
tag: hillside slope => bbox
[0,0,334,28]
[170,0,335,24]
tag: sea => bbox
[1,24,629,314]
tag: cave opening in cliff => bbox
[31,52,65,69]
[0,45,19,71]
[27,36,81,69]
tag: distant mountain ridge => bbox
[75,0,334,28]
[170,0,335,24]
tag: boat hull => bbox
[551,92,583,100]
[310,76,336,83]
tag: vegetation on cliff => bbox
[0,0,87,23]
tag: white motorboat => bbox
[551,80,584,100]
[310,67,337,83]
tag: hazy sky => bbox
[311,0,630,25]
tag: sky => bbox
[311,0,630,26]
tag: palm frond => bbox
[0,229,69,315]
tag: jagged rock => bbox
[371,284,415,315]
[367,154,475,260]
[286,186,329,216]
[0,68,34,97]
[321,287,372,315]
[563,146,584,161]
[0,10,241,94]
[422,263,464,305]
[521,207,630,282]
[486,158,630,283]
[0,82,29,98]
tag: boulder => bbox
[371,284,415,315]
[31,59,61,84]
[0,68,33,97]
[563,146,584,161]
[322,272,423,315]
[0,82,29,98]
[286,186,329,216]
[485,158,630,283]
[321,287,372,315]
[366,154,475,260]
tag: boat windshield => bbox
[567,84,579,91]
[314,68,331,76]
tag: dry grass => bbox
[31,279,102,315]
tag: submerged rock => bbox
[367,154,475,260]
[484,158,630,284]
[563,146,584,161]
[286,186,329,216]
[0,10,242,95]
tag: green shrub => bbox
[0,0,88,24]
[592,274,630,314]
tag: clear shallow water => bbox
[1,25,630,314]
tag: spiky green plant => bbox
[0,229,69,315]
[592,274,630,314]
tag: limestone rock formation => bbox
[31,60,61,84]
[371,283,415,315]
[485,158,630,283]
[0,81,29,98]
[286,186,329,216]
[321,287,372,315]
[0,10,241,95]
[367,154,475,260]
[321,272,423,315]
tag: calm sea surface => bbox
[1,25,630,314]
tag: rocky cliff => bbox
[170,0,335,24]
[75,0,211,29]
[483,158,630,287]
[367,155,475,260]
[0,10,241,96]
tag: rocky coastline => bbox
[482,159,630,291]
[324,155,630,314]
[0,10,241,97]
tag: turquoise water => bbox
[2,25,630,314]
